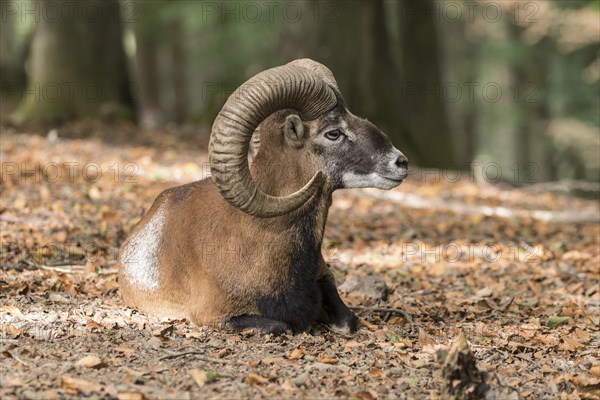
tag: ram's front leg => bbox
[317,261,358,333]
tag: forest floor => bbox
[1,121,599,399]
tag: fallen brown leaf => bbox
[342,340,362,351]
[2,375,24,388]
[0,324,23,337]
[75,355,106,369]
[113,346,135,358]
[261,356,284,365]
[117,392,147,400]
[61,376,102,395]
[289,348,305,360]
[355,390,377,400]
[317,354,339,364]
[366,368,385,379]
[573,327,590,343]
[88,186,102,200]
[84,259,96,274]
[245,373,269,385]
[188,369,218,387]
[560,337,583,352]
[359,318,378,330]
[419,330,437,346]
[86,318,102,330]
[0,305,24,318]
[46,389,63,400]
[151,324,174,337]
[212,348,230,358]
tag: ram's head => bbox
[209,58,408,218]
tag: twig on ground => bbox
[5,351,30,367]
[411,288,436,296]
[350,305,412,323]
[40,265,85,274]
[159,351,230,364]
[523,180,600,196]
[500,297,515,312]
[354,189,600,224]
[97,269,118,275]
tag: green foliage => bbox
[546,316,570,329]
[126,0,284,123]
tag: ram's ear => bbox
[283,114,305,149]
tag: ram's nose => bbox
[389,150,408,180]
[394,154,408,170]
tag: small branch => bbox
[5,351,30,367]
[353,190,600,224]
[350,305,412,323]
[500,297,515,313]
[40,265,85,274]
[523,180,600,195]
[159,351,230,364]
[97,269,118,275]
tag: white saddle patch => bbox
[120,204,166,290]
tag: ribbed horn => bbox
[288,58,338,89]
[209,60,337,218]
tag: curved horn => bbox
[209,61,337,218]
[288,58,338,89]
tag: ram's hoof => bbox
[345,313,359,333]
[262,321,292,335]
[329,313,358,334]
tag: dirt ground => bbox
[1,122,599,399]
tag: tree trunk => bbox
[1,0,29,120]
[15,0,132,123]
[435,14,480,167]
[170,19,187,124]
[132,3,164,130]
[518,36,553,183]
[395,0,457,168]
[364,0,418,156]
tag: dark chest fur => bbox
[256,207,324,332]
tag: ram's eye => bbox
[324,129,343,141]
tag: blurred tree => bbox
[435,12,481,166]
[169,17,187,124]
[394,0,458,168]
[0,0,30,118]
[15,0,132,122]
[473,1,599,182]
[131,1,164,129]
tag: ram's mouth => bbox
[372,174,405,190]
[381,176,404,183]
[380,172,408,184]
